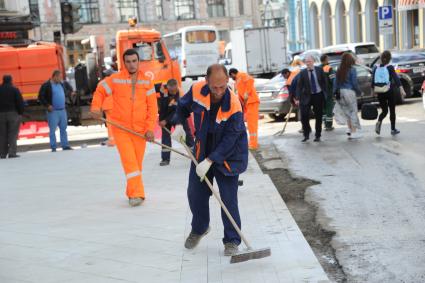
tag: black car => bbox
[371,50,425,98]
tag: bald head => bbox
[206,64,229,103]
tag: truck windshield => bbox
[133,42,166,62]
[186,30,216,44]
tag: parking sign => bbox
[378,6,393,35]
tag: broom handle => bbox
[167,126,253,250]
[281,104,293,134]
[98,117,191,159]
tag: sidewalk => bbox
[0,144,329,283]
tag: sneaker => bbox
[391,129,400,135]
[325,127,334,131]
[184,226,211,249]
[129,197,144,207]
[375,121,382,135]
[51,148,57,152]
[63,146,73,151]
[159,160,170,166]
[224,242,239,256]
[349,132,363,139]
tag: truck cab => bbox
[116,29,182,90]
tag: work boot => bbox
[224,242,239,256]
[51,148,57,152]
[184,226,210,249]
[375,121,382,135]
[159,160,170,166]
[8,154,20,158]
[129,197,144,207]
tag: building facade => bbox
[308,0,425,50]
[22,0,263,64]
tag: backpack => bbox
[374,65,391,93]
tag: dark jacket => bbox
[159,90,180,124]
[173,81,248,176]
[0,83,24,115]
[296,67,328,106]
[38,80,73,108]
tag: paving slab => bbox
[0,143,328,283]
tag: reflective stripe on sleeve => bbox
[146,88,156,96]
[101,81,112,95]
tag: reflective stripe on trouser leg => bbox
[324,97,335,128]
[246,102,259,148]
[112,127,146,198]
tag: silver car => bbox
[256,74,292,120]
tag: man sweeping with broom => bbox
[171,64,248,257]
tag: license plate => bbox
[413,67,425,73]
[259,92,273,98]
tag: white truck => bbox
[219,27,288,78]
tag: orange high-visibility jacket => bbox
[95,79,113,111]
[91,69,158,133]
[235,72,260,105]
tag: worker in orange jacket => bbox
[229,68,260,150]
[91,49,158,207]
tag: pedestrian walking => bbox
[229,68,260,150]
[333,53,363,139]
[295,55,329,142]
[91,49,157,207]
[0,75,24,159]
[320,54,336,131]
[158,79,194,166]
[38,70,73,152]
[171,64,248,256]
[372,50,405,135]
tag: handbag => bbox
[361,103,378,120]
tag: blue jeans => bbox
[47,109,69,149]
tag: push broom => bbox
[162,126,271,264]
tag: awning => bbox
[398,0,419,10]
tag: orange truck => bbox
[0,42,65,121]
[115,28,182,90]
[0,28,181,126]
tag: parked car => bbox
[370,50,425,99]
[322,42,380,66]
[422,80,425,110]
[257,73,292,120]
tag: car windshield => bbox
[355,45,379,54]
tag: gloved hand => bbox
[196,158,212,182]
[171,124,186,143]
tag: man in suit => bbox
[295,55,329,142]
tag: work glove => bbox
[196,158,212,182]
[171,124,186,143]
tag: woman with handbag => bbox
[372,50,404,135]
[333,53,363,139]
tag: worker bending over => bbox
[91,49,157,207]
[172,64,248,256]
[229,68,260,150]
[158,79,194,166]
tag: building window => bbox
[175,0,195,20]
[117,0,138,23]
[207,0,225,17]
[0,0,5,9]
[239,0,244,15]
[71,0,100,24]
[29,0,40,23]
[66,39,91,67]
[155,0,163,20]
